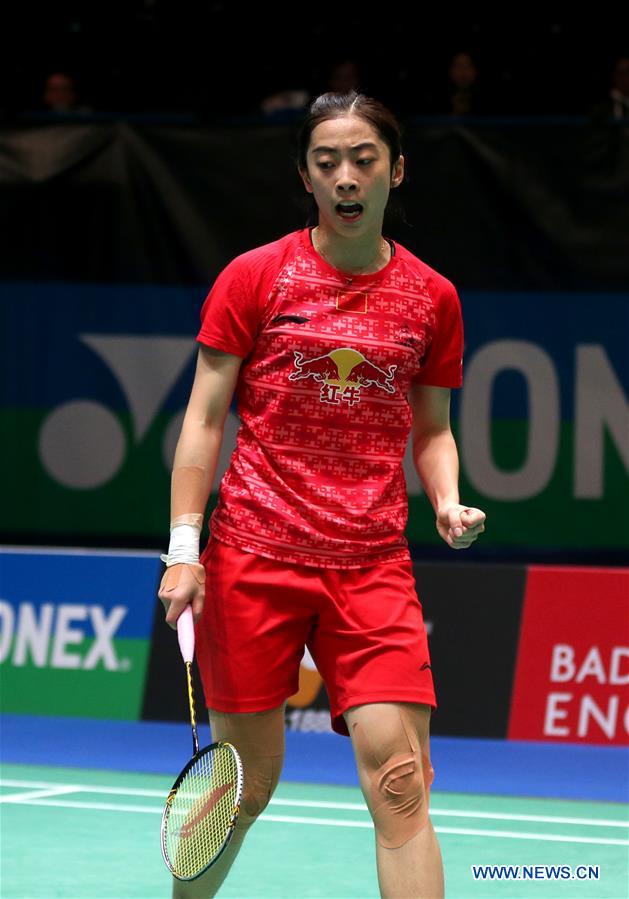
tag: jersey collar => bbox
[303,227,397,285]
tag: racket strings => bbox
[164,745,240,879]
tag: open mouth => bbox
[336,202,363,221]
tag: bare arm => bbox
[158,344,243,627]
[409,383,485,549]
[170,344,243,521]
[409,383,459,514]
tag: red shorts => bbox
[195,536,436,737]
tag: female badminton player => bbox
[159,90,486,898]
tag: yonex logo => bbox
[37,334,241,493]
[0,602,129,671]
[38,335,196,490]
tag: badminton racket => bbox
[160,605,243,881]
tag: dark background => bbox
[2,7,627,122]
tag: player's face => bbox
[300,114,404,237]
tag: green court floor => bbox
[1,763,627,898]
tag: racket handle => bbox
[176,605,195,663]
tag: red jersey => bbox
[197,227,463,568]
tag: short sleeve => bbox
[197,256,260,358]
[412,281,464,388]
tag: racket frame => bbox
[160,738,244,881]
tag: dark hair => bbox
[296,90,402,172]
[295,90,408,227]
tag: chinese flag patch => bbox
[336,290,368,313]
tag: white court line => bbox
[1,778,627,829]
[0,786,80,803]
[431,826,629,847]
[263,816,629,846]
[2,798,627,846]
[1,779,166,799]
[2,779,628,829]
[429,809,628,828]
[2,798,164,814]
[271,800,629,829]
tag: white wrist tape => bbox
[160,524,201,567]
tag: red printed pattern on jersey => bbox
[197,228,463,568]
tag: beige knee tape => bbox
[239,754,282,824]
[209,707,285,827]
[352,708,434,849]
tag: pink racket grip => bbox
[176,605,195,664]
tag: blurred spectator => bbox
[42,71,93,114]
[260,88,310,116]
[258,58,363,117]
[426,50,492,116]
[326,59,362,93]
[589,54,629,122]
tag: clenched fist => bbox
[436,504,486,549]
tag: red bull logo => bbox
[289,347,397,406]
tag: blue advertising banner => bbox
[0,547,161,718]
[1,283,628,550]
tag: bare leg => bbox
[172,702,285,899]
[344,702,444,899]
[375,818,444,899]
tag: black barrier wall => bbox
[1,120,628,289]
